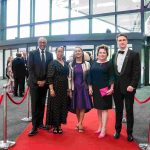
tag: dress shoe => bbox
[98,131,106,138]
[127,134,134,142]
[28,128,38,136]
[114,132,120,139]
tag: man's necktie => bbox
[118,50,125,54]
[41,50,46,77]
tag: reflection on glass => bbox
[92,16,115,33]
[0,51,3,77]
[6,28,17,40]
[93,0,115,14]
[28,46,36,51]
[34,24,49,37]
[20,26,30,38]
[117,0,141,11]
[7,0,18,26]
[71,0,89,17]
[52,21,68,35]
[71,19,89,34]
[35,0,49,22]
[52,0,69,20]
[117,13,141,33]
[144,0,150,8]
[20,0,30,24]
[145,12,150,35]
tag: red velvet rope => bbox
[0,95,4,105]
[134,96,150,104]
[6,86,29,105]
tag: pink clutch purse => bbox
[99,87,109,97]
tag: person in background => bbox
[6,56,14,93]
[12,53,26,97]
[112,33,141,142]
[89,45,114,138]
[46,46,69,134]
[68,47,92,133]
[28,37,53,136]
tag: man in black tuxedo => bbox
[12,53,26,97]
[112,33,141,142]
[28,37,53,136]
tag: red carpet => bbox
[10,110,140,150]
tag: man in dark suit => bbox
[112,33,141,142]
[12,53,26,97]
[28,37,53,136]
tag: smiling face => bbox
[38,39,47,50]
[74,47,83,59]
[97,48,108,61]
[56,47,64,60]
[117,35,128,50]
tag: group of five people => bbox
[27,33,141,143]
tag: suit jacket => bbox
[12,57,26,78]
[112,49,141,94]
[28,49,53,87]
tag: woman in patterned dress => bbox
[46,47,69,134]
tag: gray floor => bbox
[0,79,149,145]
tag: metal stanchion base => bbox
[139,143,150,150]
[0,140,15,149]
[21,117,32,122]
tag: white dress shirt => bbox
[117,47,128,73]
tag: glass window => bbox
[20,0,30,24]
[6,28,17,40]
[93,0,115,14]
[144,0,150,8]
[28,46,36,51]
[5,50,11,72]
[117,13,141,33]
[6,0,18,26]
[20,26,30,38]
[34,24,49,37]
[117,0,141,11]
[52,21,68,35]
[35,0,49,22]
[52,0,69,20]
[92,16,115,33]
[71,0,89,17]
[71,19,89,34]
[0,50,3,77]
[145,12,150,35]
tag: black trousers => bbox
[30,85,47,129]
[14,77,25,95]
[113,88,135,135]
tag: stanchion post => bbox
[139,121,150,150]
[0,84,15,149]
[21,88,32,122]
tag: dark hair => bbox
[116,33,128,41]
[72,47,85,67]
[55,46,64,52]
[16,53,22,57]
[96,44,109,56]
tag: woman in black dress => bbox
[89,45,114,138]
[46,46,69,134]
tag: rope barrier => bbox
[6,86,29,105]
[134,96,150,104]
[0,95,4,105]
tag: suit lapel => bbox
[114,53,120,76]
[36,49,42,64]
[120,49,131,75]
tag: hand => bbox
[127,86,134,92]
[37,80,45,87]
[89,86,93,96]
[50,89,55,97]
[68,90,72,98]
[106,88,113,95]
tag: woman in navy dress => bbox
[46,47,69,134]
[68,47,92,132]
[89,45,114,138]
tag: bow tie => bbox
[118,50,125,54]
